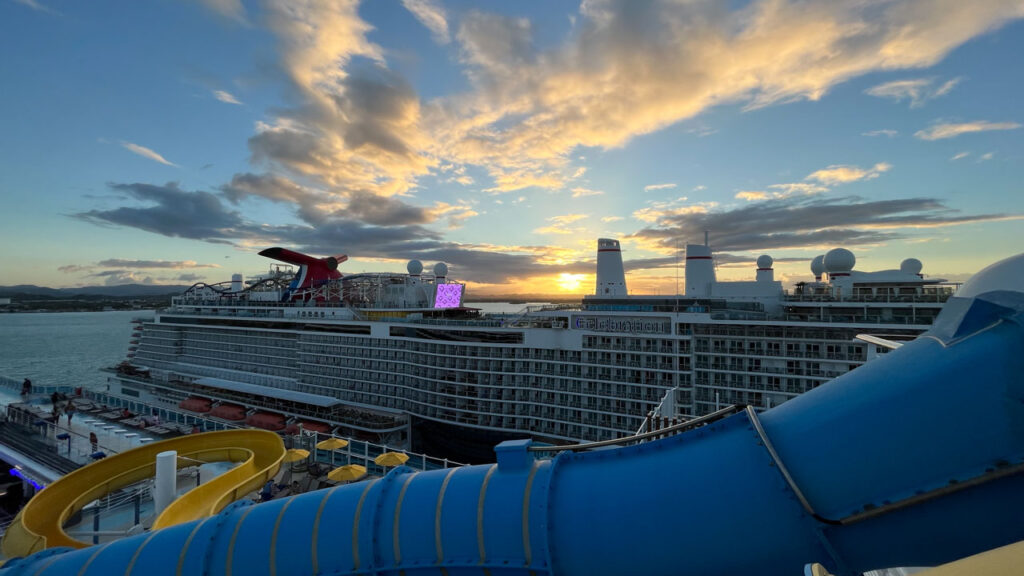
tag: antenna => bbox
[675,238,680,296]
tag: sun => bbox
[557,273,585,292]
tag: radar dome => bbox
[407,260,423,275]
[756,255,773,269]
[433,262,448,277]
[810,255,826,277]
[824,248,856,273]
[900,258,923,275]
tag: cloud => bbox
[91,270,157,286]
[601,216,624,222]
[401,0,450,44]
[534,213,588,235]
[192,0,247,24]
[248,0,434,198]
[213,90,242,105]
[862,129,898,137]
[865,77,961,107]
[977,152,994,162]
[57,264,91,274]
[629,195,1022,254]
[644,183,677,192]
[177,273,204,282]
[426,0,1024,192]
[736,191,769,201]
[915,121,1022,140]
[806,162,891,184]
[96,259,220,269]
[121,141,178,167]
[13,0,58,14]
[950,151,970,161]
[75,182,245,241]
[571,187,604,197]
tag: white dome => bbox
[900,258,923,275]
[756,255,773,269]
[824,248,856,273]
[810,255,826,276]
[433,262,448,277]
[407,260,423,275]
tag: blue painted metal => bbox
[2,254,1023,576]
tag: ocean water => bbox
[0,310,152,388]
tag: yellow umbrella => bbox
[283,448,309,463]
[374,452,409,467]
[316,437,349,450]
[328,464,367,483]
[316,437,349,465]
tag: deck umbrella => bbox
[328,464,367,483]
[283,448,309,463]
[315,437,349,465]
[374,452,409,467]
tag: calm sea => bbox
[0,303,553,388]
[0,310,152,389]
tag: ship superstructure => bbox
[112,240,956,462]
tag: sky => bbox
[1,0,1022,296]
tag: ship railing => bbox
[532,404,746,454]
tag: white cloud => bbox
[691,185,707,192]
[401,0,450,44]
[120,141,178,167]
[806,162,891,184]
[977,152,995,162]
[13,0,58,14]
[915,121,1022,140]
[601,216,624,222]
[571,187,604,197]
[865,77,961,107]
[428,1,1024,192]
[950,151,970,161]
[644,183,677,192]
[212,90,242,105]
[862,129,898,137]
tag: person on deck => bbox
[65,401,75,425]
[90,432,98,452]
[21,379,31,396]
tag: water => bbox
[467,301,558,315]
[0,310,153,389]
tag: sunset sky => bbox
[2,0,1022,296]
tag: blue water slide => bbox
[3,254,1023,576]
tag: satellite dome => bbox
[824,248,856,273]
[433,262,448,277]
[900,258,923,275]
[407,260,423,275]
[810,255,826,276]
[756,255,773,269]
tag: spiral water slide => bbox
[2,254,1023,576]
[0,430,285,559]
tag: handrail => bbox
[528,404,745,452]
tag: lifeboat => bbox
[246,411,286,431]
[177,396,212,414]
[209,403,246,421]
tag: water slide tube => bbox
[2,253,1023,576]
[1,430,285,558]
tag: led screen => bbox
[434,283,464,309]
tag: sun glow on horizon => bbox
[557,273,586,292]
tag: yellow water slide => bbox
[0,429,285,558]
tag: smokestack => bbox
[595,238,627,296]
[685,244,716,296]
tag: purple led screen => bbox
[434,283,463,309]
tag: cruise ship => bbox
[110,240,956,462]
